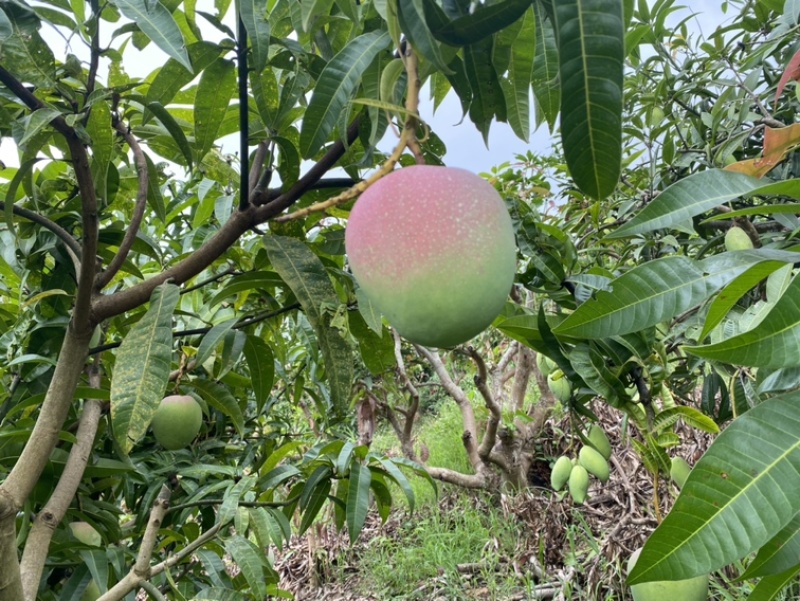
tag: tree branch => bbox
[465,347,502,461]
[0,201,82,267]
[95,120,149,290]
[19,365,104,599]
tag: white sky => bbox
[0,1,729,175]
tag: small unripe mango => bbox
[579,445,610,483]
[550,455,574,491]
[151,395,203,450]
[670,457,692,490]
[536,353,557,377]
[627,548,709,601]
[69,521,101,546]
[547,370,572,402]
[81,579,101,601]
[345,166,517,348]
[568,464,590,504]
[724,226,753,251]
[587,424,612,460]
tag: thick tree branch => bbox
[393,329,420,450]
[95,120,149,290]
[426,467,487,489]
[19,366,104,599]
[510,346,533,412]
[465,347,502,460]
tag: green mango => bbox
[587,424,612,459]
[579,445,610,483]
[568,465,589,504]
[550,455,574,491]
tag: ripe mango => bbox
[345,166,516,348]
[587,424,612,459]
[724,226,753,251]
[151,395,203,450]
[579,445,610,483]
[670,456,692,490]
[568,464,590,504]
[550,455,574,491]
[627,548,709,601]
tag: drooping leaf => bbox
[111,0,192,71]
[237,0,270,72]
[184,378,245,437]
[346,462,372,542]
[225,535,267,599]
[218,474,257,525]
[746,564,800,601]
[145,101,194,168]
[502,6,536,142]
[569,343,627,407]
[463,37,506,143]
[628,392,800,584]
[264,235,353,415]
[242,335,275,412]
[110,283,179,454]
[195,319,238,368]
[86,100,114,198]
[609,169,764,238]
[194,57,236,161]
[19,108,61,149]
[397,0,452,75]
[531,3,559,130]
[0,4,56,89]
[144,41,222,112]
[553,0,623,199]
[424,0,531,46]
[686,272,800,368]
[299,31,392,158]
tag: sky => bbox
[1,1,730,175]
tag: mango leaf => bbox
[237,0,270,72]
[569,343,627,407]
[225,535,267,599]
[346,462,371,542]
[746,564,800,601]
[608,169,764,238]
[502,7,536,142]
[19,108,60,148]
[377,457,416,512]
[726,125,800,178]
[554,0,623,199]
[424,0,530,46]
[652,406,720,434]
[86,100,114,198]
[0,5,56,89]
[144,154,166,223]
[531,3,559,131]
[397,0,452,75]
[110,283,179,454]
[741,513,800,579]
[264,235,353,415]
[194,58,236,161]
[553,256,733,339]
[299,31,391,158]
[144,41,221,113]
[686,272,800,368]
[195,319,238,368]
[242,335,275,412]
[111,0,191,71]
[218,475,257,526]
[628,392,800,584]
[464,37,505,143]
[184,378,245,437]
[494,313,547,353]
[145,101,194,168]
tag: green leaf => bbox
[110,283,179,454]
[397,0,453,75]
[264,235,353,415]
[741,513,800,578]
[19,108,60,148]
[424,0,531,46]
[609,170,764,238]
[237,0,270,72]
[145,101,194,169]
[111,0,192,71]
[86,100,114,198]
[652,406,720,435]
[242,335,274,412]
[356,287,383,335]
[531,3,559,131]
[225,535,267,598]
[144,41,221,112]
[464,37,505,143]
[144,154,167,223]
[554,0,623,199]
[346,462,371,543]
[195,318,238,368]
[686,272,800,368]
[569,343,627,407]
[377,457,416,512]
[184,378,245,437]
[502,7,536,142]
[300,0,335,32]
[194,58,236,161]
[0,5,56,89]
[746,564,800,601]
[553,256,733,339]
[218,474,257,525]
[299,472,332,534]
[299,30,391,158]
[628,393,800,584]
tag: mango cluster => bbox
[550,425,612,504]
